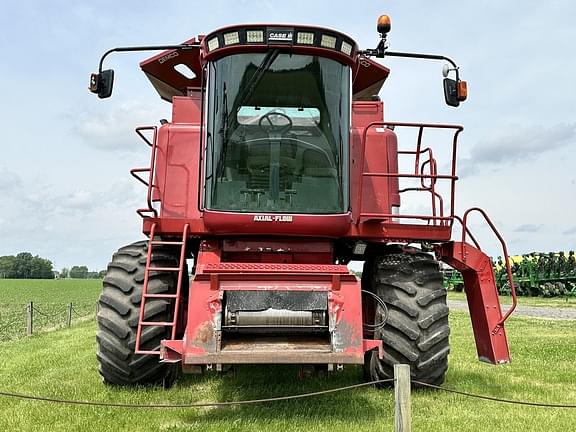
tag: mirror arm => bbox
[97,44,201,73]
[377,51,460,81]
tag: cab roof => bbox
[140,25,389,102]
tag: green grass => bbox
[0,312,574,432]
[448,290,576,308]
[0,279,102,340]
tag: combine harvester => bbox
[89,16,516,387]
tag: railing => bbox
[130,126,159,218]
[358,122,463,227]
[460,207,518,327]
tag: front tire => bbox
[363,247,450,386]
[96,241,184,386]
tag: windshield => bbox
[204,52,350,214]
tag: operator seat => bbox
[294,148,339,212]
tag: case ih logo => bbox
[267,28,294,43]
[253,215,293,222]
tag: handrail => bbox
[134,126,159,218]
[359,212,453,222]
[461,207,517,327]
[357,121,463,226]
[452,215,481,250]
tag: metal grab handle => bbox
[135,126,159,218]
[130,168,151,187]
[461,207,517,326]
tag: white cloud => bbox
[459,123,576,177]
[62,190,96,210]
[71,102,166,151]
[471,123,576,164]
[0,167,22,191]
[514,224,544,233]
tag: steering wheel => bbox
[258,111,293,134]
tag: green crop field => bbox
[0,311,574,432]
[0,279,102,341]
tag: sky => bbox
[0,1,574,272]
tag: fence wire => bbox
[0,302,96,341]
[71,306,94,319]
[0,379,575,409]
[413,381,576,408]
[32,305,67,319]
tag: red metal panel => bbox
[203,211,351,237]
[351,101,395,224]
[438,241,511,364]
[172,94,202,123]
[359,127,397,221]
[202,263,350,274]
[352,58,390,101]
[176,274,367,364]
[222,239,332,253]
[140,39,202,102]
[158,242,380,366]
[221,239,334,264]
[160,124,202,219]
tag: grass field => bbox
[0,279,102,340]
[0,311,574,432]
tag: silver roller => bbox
[224,308,327,333]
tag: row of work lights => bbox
[205,27,357,58]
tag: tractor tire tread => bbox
[96,241,181,386]
[364,249,450,386]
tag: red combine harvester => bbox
[90,16,516,387]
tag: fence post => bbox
[26,301,33,336]
[67,303,73,327]
[394,364,411,432]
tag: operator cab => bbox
[204,50,350,214]
[197,26,359,216]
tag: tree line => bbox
[0,253,105,279]
[59,266,106,279]
[0,253,54,279]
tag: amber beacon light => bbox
[377,15,391,34]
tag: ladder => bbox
[135,223,189,355]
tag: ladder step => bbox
[140,321,175,327]
[147,266,180,272]
[135,349,161,355]
[143,293,178,299]
[150,240,184,246]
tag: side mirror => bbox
[89,69,114,99]
[443,78,467,107]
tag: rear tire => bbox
[96,241,184,386]
[363,247,450,386]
